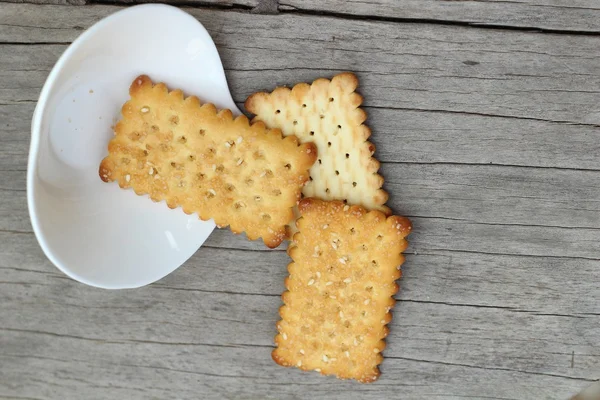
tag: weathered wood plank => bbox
[1,127,598,394]
[3,49,600,171]
[3,230,599,317]
[7,98,600,220]
[2,174,599,390]
[6,0,600,33]
[2,4,600,127]
[5,148,600,260]
[279,0,600,33]
[2,0,258,7]
[5,103,600,259]
[1,331,590,399]
[5,100,600,257]
[1,2,600,399]
[1,234,598,398]
[90,0,259,6]
[4,71,600,172]
[369,107,600,171]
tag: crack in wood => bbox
[0,266,59,276]
[386,355,596,382]
[405,214,600,231]
[195,242,600,262]
[411,247,600,262]
[0,229,33,235]
[251,0,278,14]
[277,4,600,36]
[150,285,281,297]
[394,299,590,319]
[0,40,71,45]
[381,160,600,173]
[0,353,270,381]
[1,327,274,348]
[85,0,254,11]
[363,105,600,128]
[97,362,269,380]
[200,244,286,253]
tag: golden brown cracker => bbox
[99,75,317,248]
[273,198,412,382]
[245,73,390,215]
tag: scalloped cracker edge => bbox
[273,198,411,382]
[99,75,317,248]
[245,72,390,216]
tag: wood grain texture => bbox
[279,0,600,33]
[0,2,599,399]
[2,0,258,6]
[3,4,600,127]
[1,234,598,400]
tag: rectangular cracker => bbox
[245,73,390,215]
[99,75,317,248]
[273,198,412,382]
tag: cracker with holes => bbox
[245,72,389,215]
[273,198,411,382]
[99,75,317,248]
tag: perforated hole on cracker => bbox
[245,72,389,215]
[99,75,317,248]
[273,198,412,382]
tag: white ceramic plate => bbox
[27,4,239,289]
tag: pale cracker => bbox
[245,73,390,216]
[99,75,317,248]
[273,198,412,382]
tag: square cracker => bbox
[245,73,390,215]
[273,198,412,382]
[99,75,317,248]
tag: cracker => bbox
[245,73,390,215]
[99,75,317,248]
[273,198,412,382]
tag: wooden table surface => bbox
[1,1,600,399]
